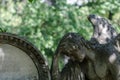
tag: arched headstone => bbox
[0,33,50,80]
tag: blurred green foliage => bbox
[0,0,120,66]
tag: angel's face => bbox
[60,42,86,62]
[70,45,86,62]
[59,33,87,62]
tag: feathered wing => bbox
[88,14,117,44]
[114,34,120,53]
[50,42,61,80]
[59,59,85,80]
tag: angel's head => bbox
[59,33,87,62]
[88,14,117,44]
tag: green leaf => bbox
[0,28,7,32]
[28,0,34,2]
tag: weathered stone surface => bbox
[0,44,38,80]
[0,33,50,80]
[51,14,120,80]
[88,14,117,44]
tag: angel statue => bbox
[50,14,120,80]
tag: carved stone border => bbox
[0,32,50,80]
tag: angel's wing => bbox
[88,14,117,44]
[59,59,85,80]
[113,34,120,52]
